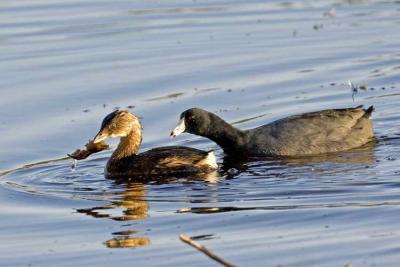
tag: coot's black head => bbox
[93,110,141,143]
[170,108,212,138]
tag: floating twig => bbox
[179,235,237,267]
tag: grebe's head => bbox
[170,108,212,138]
[93,110,141,143]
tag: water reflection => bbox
[221,141,376,175]
[109,170,220,185]
[177,200,400,214]
[76,171,219,248]
[76,183,150,248]
[105,235,150,248]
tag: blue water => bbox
[1,0,400,266]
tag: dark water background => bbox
[1,0,400,266]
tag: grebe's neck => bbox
[111,128,142,160]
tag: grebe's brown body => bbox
[93,110,217,178]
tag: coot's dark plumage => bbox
[171,106,374,157]
[93,110,217,177]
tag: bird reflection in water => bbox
[76,182,150,248]
[75,143,376,246]
[221,141,376,172]
[187,143,377,214]
[76,171,219,248]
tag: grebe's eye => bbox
[187,115,195,122]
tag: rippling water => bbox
[1,0,400,266]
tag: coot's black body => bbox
[171,106,374,157]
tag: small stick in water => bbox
[179,235,237,267]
